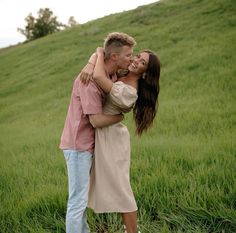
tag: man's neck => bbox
[104,59,118,75]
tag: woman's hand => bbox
[80,63,94,85]
[79,48,105,86]
[96,47,104,56]
[79,52,97,85]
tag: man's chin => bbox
[117,69,129,77]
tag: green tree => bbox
[67,16,79,27]
[17,14,35,41]
[18,8,65,41]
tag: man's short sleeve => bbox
[78,80,103,115]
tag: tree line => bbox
[18,8,78,42]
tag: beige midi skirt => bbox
[88,122,137,213]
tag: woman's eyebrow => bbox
[141,58,147,64]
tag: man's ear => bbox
[110,53,118,61]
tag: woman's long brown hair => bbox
[133,50,161,135]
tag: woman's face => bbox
[128,52,149,75]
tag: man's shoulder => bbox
[77,80,104,98]
[74,76,97,89]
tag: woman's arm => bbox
[80,53,97,85]
[93,47,113,93]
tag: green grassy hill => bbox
[0,0,235,232]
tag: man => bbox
[59,32,136,233]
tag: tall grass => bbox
[0,0,235,232]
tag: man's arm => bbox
[89,114,123,128]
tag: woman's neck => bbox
[120,72,139,89]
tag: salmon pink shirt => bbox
[59,76,105,154]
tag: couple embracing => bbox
[59,32,160,233]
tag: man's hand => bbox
[89,113,124,128]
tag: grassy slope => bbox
[0,0,235,232]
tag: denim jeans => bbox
[63,150,93,233]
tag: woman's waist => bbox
[96,121,127,131]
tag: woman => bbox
[83,47,160,233]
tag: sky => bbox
[0,0,158,48]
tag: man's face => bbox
[116,46,133,70]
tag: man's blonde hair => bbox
[103,32,136,59]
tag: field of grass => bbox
[0,0,235,232]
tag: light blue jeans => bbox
[63,150,93,233]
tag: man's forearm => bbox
[89,114,123,128]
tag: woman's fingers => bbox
[79,63,95,85]
[80,72,93,85]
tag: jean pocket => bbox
[63,150,72,162]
